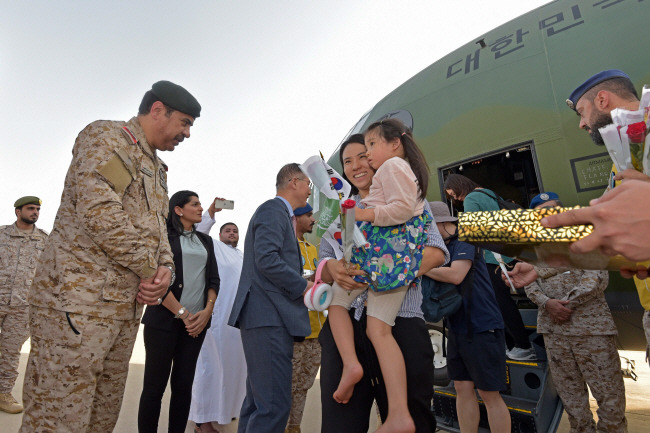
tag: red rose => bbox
[342,199,356,210]
[626,121,647,143]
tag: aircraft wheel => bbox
[429,327,450,387]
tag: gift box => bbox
[457,207,637,270]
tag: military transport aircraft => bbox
[319,0,650,431]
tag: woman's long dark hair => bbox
[338,133,366,196]
[167,190,198,236]
[364,118,429,201]
[443,174,480,199]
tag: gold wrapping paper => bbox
[458,207,637,270]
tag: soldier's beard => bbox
[20,216,36,225]
[588,110,613,146]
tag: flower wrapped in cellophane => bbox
[599,85,650,174]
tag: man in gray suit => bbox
[229,163,314,433]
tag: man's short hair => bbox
[138,91,174,116]
[275,163,304,190]
[219,222,238,232]
[581,77,639,106]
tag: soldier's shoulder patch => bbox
[120,126,138,145]
[97,151,135,196]
[158,157,168,172]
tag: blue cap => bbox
[530,192,560,209]
[566,69,631,111]
[294,203,313,216]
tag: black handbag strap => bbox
[458,246,480,341]
[472,188,501,202]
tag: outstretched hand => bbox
[208,197,226,219]
[541,180,650,262]
[503,262,538,288]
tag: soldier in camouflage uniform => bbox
[286,204,325,433]
[19,81,201,433]
[525,192,626,433]
[0,196,48,414]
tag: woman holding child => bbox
[318,121,449,433]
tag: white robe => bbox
[189,213,246,424]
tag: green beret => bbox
[14,196,42,208]
[151,81,201,118]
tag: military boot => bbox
[0,393,23,414]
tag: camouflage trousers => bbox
[19,306,140,433]
[0,304,30,393]
[285,338,321,433]
[544,334,627,433]
[643,310,650,365]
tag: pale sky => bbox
[1,0,549,237]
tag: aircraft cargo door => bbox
[439,142,541,208]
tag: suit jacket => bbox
[228,197,310,337]
[141,229,220,332]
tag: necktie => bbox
[291,215,297,237]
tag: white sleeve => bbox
[196,210,216,235]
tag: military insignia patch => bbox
[159,167,168,192]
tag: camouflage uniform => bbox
[20,117,174,433]
[525,269,627,433]
[0,223,48,394]
[645,310,650,366]
[286,240,325,433]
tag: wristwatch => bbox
[174,307,186,319]
[164,265,176,286]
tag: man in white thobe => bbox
[189,199,246,433]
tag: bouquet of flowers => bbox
[599,85,650,174]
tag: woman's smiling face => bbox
[342,142,374,193]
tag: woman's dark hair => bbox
[168,190,199,235]
[364,118,429,201]
[338,133,366,196]
[443,173,480,199]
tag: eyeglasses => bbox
[293,177,313,188]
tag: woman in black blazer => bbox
[138,190,220,433]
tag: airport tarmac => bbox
[2,325,649,432]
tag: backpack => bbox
[420,277,462,323]
[421,244,479,335]
[472,189,522,210]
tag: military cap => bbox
[14,196,42,208]
[566,69,631,111]
[151,80,201,118]
[530,192,560,209]
[294,203,313,216]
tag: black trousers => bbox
[485,262,531,349]
[138,321,206,433]
[319,310,436,433]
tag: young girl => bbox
[328,118,430,433]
